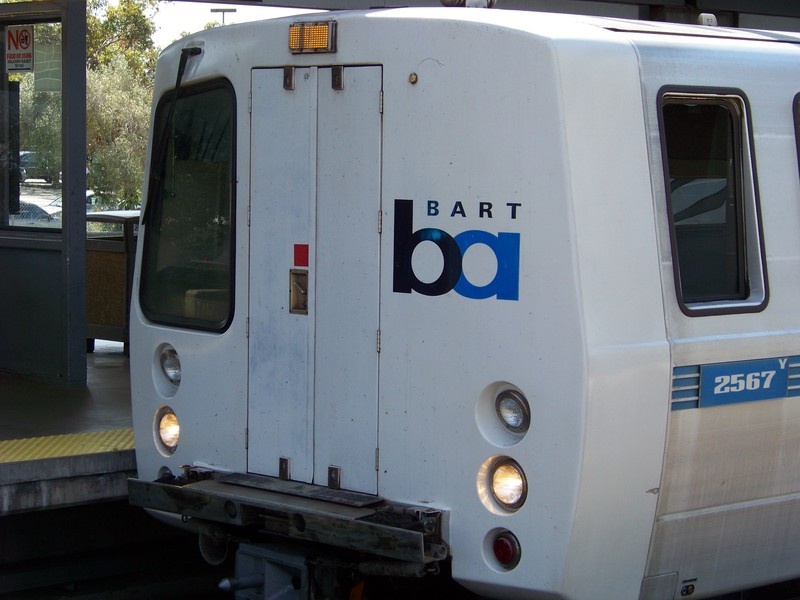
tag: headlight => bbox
[161,346,181,386]
[476,384,531,447]
[160,347,182,386]
[153,344,182,398]
[490,457,527,511]
[156,406,180,455]
[495,390,530,435]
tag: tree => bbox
[15,22,63,185]
[87,0,159,81]
[14,0,157,205]
[17,73,61,184]
[86,0,157,205]
[86,54,151,208]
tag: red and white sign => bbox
[6,25,34,72]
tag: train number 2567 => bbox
[713,371,776,395]
[700,357,791,407]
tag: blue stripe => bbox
[789,360,800,397]
[673,365,700,377]
[671,388,700,401]
[672,400,699,411]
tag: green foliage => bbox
[18,73,61,183]
[86,54,151,208]
[15,1,157,207]
[88,0,158,81]
[87,0,157,206]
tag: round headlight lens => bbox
[160,347,182,386]
[490,457,527,510]
[157,407,180,453]
[495,390,530,435]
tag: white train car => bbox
[128,8,800,599]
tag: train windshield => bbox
[139,80,236,331]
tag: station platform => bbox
[0,342,134,515]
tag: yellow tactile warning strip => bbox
[0,428,134,463]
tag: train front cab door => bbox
[247,66,382,495]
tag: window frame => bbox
[793,92,800,182]
[1,20,65,234]
[658,86,767,317]
[139,77,237,332]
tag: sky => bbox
[152,2,321,49]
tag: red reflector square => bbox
[294,244,309,267]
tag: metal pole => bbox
[210,8,236,25]
[63,0,87,383]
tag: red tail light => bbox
[492,530,521,569]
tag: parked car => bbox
[9,201,57,227]
[19,151,54,183]
[45,190,99,218]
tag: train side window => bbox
[140,80,236,331]
[659,92,767,315]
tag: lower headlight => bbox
[156,406,180,455]
[490,457,527,511]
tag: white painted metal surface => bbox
[129,8,800,600]
[313,66,382,494]
[248,67,316,483]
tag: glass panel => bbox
[2,22,63,230]
[140,81,235,331]
[663,100,747,304]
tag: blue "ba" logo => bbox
[392,199,520,300]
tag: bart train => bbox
[127,7,800,599]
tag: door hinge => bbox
[332,65,344,91]
[379,89,384,115]
[328,465,341,490]
[245,427,249,450]
[378,209,382,234]
[377,329,381,353]
[283,66,295,91]
[248,90,252,115]
[375,448,380,472]
[245,317,250,339]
